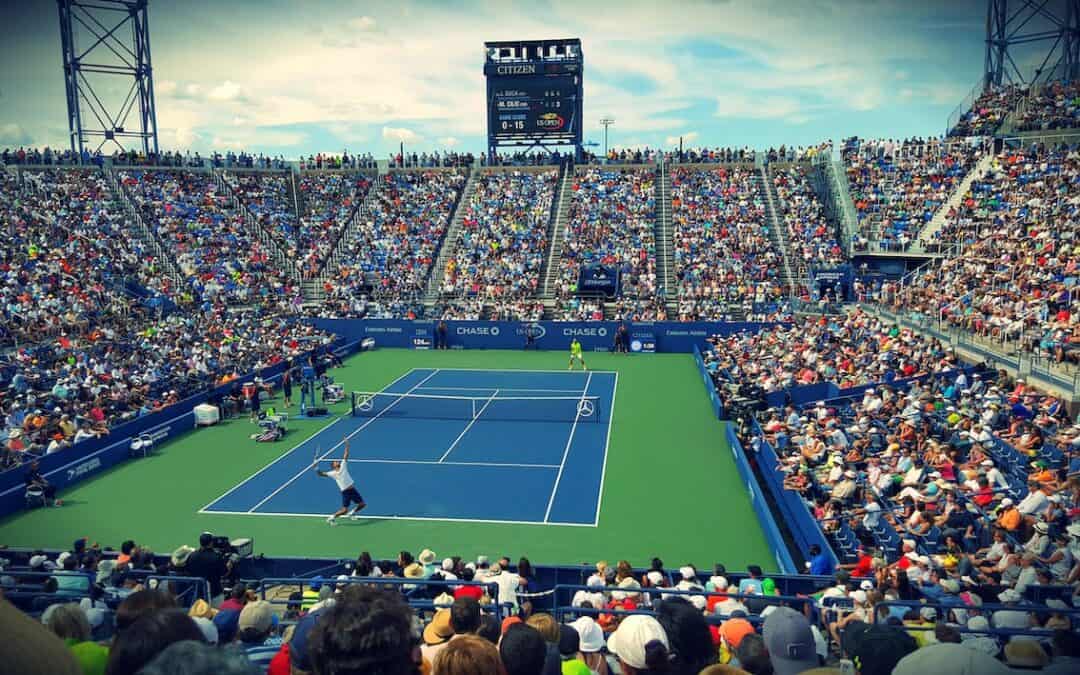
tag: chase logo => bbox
[563,327,607,337]
[631,340,642,352]
[457,326,500,336]
[537,113,565,130]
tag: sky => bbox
[0,0,1055,158]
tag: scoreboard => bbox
[488,75,579,140]
[484,39,583,156]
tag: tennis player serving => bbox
[568,337,587,371]
[314,436,366,525]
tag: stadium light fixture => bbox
[600,117,615,157]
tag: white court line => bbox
[592,371,618,527]
[429,367,616,374]
[543,371,592,523]
[244,369,441,513]
[345,458,559,469]
[438,389,499,462]
[196,508,597,527]
[415,386,586,394]
[198,367,421,512]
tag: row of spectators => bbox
[672,166,783,321]
[484,151,567,167]
[297,153,377,170]
[843,137,984,250]
[6,534,1080,674]
[1013,81,1080,133]
[390,152,476,169]
[702,309,960,395]
[884,143,1080,360]
[440,170,557,303]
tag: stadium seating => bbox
[119,169,297,309]
[439,169,556,317]
[553,168,663,321]
[772,165,845,280]
[295,171,373,278]
[842,138,982,250]
[672,166,782,320]
[319,169,466,318]
[948,84,1026,137]
[887,143,1080,359]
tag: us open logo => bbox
[526,323,546,339]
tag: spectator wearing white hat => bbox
[993,588,1034,633]
[569,616,608,675]
[606,614,670,675]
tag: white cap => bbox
[607,615,669,669]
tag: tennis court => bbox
[200,368,617,526]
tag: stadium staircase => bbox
[757,166,799,294]
[819,156,860,255]
[422,167,478,309]
[538,159,575,317]
[217,171,299,284]
[104,167,185,291]
[918,151,994,246]
[539,160,575,318]
[300,171,382,305]
[655,158,679,317]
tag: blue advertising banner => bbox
[309,319,786,354]
[577,264,620,298]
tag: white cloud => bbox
[665,131,699,146]
[716,93,804,120]
[0,123,32,145]
[208,81,247,103]
[347,16,378,31]
[438,136,459,147]
[382,126,422,143]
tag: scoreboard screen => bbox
[488,75,579,141]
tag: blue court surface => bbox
[200,368,617,526]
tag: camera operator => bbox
[185,532,232,603]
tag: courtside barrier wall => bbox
[0,339,360,517]
[309,319,784,353]
[692,346,797,574]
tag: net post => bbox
[350,391,356,417]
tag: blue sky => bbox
[0,0,1038,157]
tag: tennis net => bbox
[350,390,602,423]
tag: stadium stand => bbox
[316,169,466,319]
[842,137,983,251]
[553,167,663,321]
[438,169,556,320]
[672,165,783,320]
[883,142,1080,360]
[772,165,845,280]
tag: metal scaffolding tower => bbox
[58,0,159,155]
[985,0,1080,87]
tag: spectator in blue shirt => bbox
[808,544,835,577]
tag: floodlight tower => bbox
[985,0,1080,87]
[57,0,160,156]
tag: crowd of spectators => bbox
[298,153,376,170]
[5,530,1080,675]
[119,170,297,309]
[672,166,783,321]
[1013,81,1080,133]
[843,137,983,250]
[484,151,566,167]
[752,362,1080,667]
[883,143,1080,360]
[294,172,373,279]
[440,170,556,306]
[553,168,662,321]
[949,84,1027,137]
[702,309,960,395]
[390,152,476,169]
[319,170,466,318]
[772,166,845,278]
